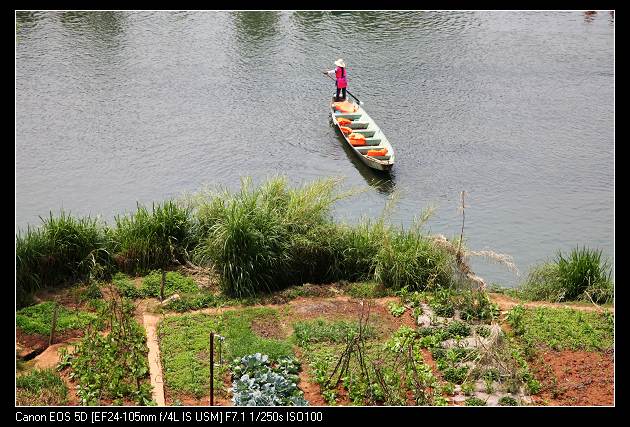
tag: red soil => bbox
[530,349,614,406]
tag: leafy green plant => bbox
[387,301,406,317]
[476,325,491,338]
[112,272,142,299]
[458,290,499,322]
[465,397,486,406]
[430,288,456,317]
[508,306,613,351]
[461,382,474,396]
[62,296,152,405]
[163,292,220,312]
[229,353,308,406]
[498,396,518,406]
[446,321,471,338]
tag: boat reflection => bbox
[329,120,396,195]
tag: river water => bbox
[15,11,615,287]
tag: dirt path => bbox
[136,299,166,406]
[488,293,613,313]
[143,312,165,406]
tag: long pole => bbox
[210,332,214,406]
[324,73,362,104]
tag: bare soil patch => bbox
[293,347,326,406]
[17,328,84,354]
[251,315,289,340]
[32,285,83,310]
[530,349,613,406]
[286,296,416,336]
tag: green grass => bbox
[519,247,613,304]
[140,271,199,298]
[112,272,143,299]
[506,306,614,352]
[158,307,294,399]
[16,368,68,405]
[293,319,377,346]
[344,281,391,298]
[16,301,97,335]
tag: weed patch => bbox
[16,368,68,405]
[16,301,97,336]
[507,306,613,352]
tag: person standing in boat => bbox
[323,59,348,102]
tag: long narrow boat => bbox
[330,97,395,171]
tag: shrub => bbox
[498,396,518,406]
[192,178,348,298]
[465,397,486,406]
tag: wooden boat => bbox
[330,97,395,171]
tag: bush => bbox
[520,247,613,304]
[498,396,518,406]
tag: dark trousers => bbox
[336,86,347,101]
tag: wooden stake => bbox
[160,269,166,302]
[49,302,59,346]
[210,332,214,406]
[457,191,466,263]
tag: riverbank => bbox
[16,272,614,406]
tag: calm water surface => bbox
[15,11,615,287]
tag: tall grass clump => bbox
[520,247,613,304]
[325,221,385,282]
[16,213,112,307]
[112,201,192,274]
[192,177,354,298]
[374,227,455,291]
